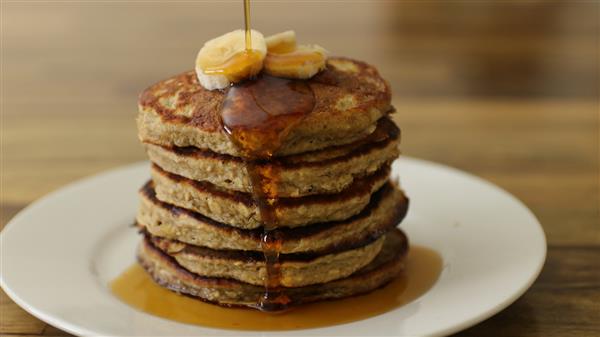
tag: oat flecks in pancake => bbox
[148,233,385,287]
[150,163,391,229]
[144,117,400,197]
[137,181,409,254]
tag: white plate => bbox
[0,158,546,337]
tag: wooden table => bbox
[2,2,598,336]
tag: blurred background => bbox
[1,1,598,336]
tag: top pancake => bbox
[137,57,392,157]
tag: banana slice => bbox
[265,30,297,54]
[195,29,267,90]
[264,44,328,79]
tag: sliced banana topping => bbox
[265,30,297,54]
[195,29,327,90]
[264,30,328,80]
[264,44,328,79]
[195,29,267,90]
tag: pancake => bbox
[137,57,392,157]
[137,228,408,308]
[148,232,385,287]
[144,117,400,197]
[151,163,390,229]
[137,182,408,254]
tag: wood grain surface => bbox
[1,1,598,336]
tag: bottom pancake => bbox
[137,228,408,308]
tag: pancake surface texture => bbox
[144,117,399,197]
[137,58,392,157]
[149,233,385,287]
[150,163,390,229]
[137,182,409,253]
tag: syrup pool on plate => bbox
[111,245,442,330]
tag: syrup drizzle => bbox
[202,0,262,83]
[221,75,315,311]
[217,0,318,312]
[243,0,252,50]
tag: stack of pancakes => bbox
[135,57,410,308]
